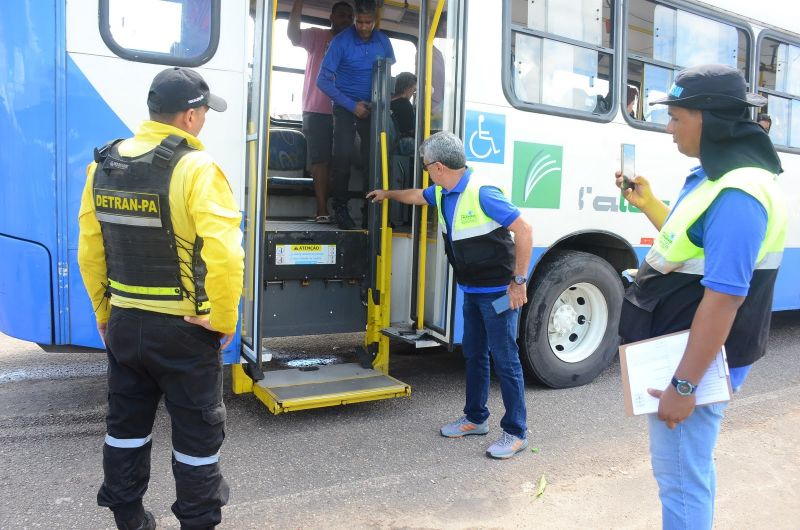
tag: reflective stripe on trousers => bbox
[105,434,152,448]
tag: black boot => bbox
[114,510,156,530]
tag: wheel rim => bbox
[546,282,608,363]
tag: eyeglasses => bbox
[421,160,438,172]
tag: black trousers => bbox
[331,104,371,207]
[97,307,229,529]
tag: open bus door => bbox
[381,0,463,351]
[233,0,409,413]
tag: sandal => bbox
[315,215,332,224]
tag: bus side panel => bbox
[773,249,800,311]
[0,2,58,342]
[65,54,131,348]
[0,238,53,343]
[63,0,247,347]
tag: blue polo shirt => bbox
[422,168,521,293]
[669,166,769,389]
[317,26,395,113]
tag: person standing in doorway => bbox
[390,71,417,155]
[317,0,395,229]
[757,112,772,134]
[288,0,354,223]
[617,64,787,529]
[78,67,244,530]
[367,131,532,459]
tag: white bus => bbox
[1,0,798,413]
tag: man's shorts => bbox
[302,111,333,165]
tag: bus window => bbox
[99,0,220,66]
[507,0,615,117]
[270,17,417,122]
[626,0,749,125]
[758,37,800,148]
[270,17,314,121]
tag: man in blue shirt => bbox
[367,132,533,459]
[317,0,395,229]
[617,64,786,529]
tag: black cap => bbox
[147,67,227,113]
[649,64,766,110]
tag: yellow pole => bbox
[417,0,446,330]
[379,132,390,298]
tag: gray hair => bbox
[419,131,466,169]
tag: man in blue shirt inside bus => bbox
[367,132,533,459]
[317,0,394,229]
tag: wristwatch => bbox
[512,275,527,285]
[671,376,697,396]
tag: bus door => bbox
[382,0,464,350]
[234,0,409,414]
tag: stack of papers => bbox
[620,330,732,416]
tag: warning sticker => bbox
[275,244,337,265]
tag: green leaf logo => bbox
[512,142,563,209]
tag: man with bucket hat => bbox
[78,67,244,529]
[615,64,787,529]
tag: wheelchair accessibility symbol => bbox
[466,110,505,164]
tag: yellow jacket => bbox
[78,121,244,334]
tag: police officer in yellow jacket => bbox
[78,67,244,530]
[616,64,787,529]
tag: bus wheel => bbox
[519,250,622,388]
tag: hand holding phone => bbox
[621,143,635,191]
[492,294,510,314]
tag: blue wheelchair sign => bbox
[465,110,505,164]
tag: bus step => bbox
[252,362,410,414]
[381,327,441,349]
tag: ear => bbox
[185,107,198,125]
[173,108,192,129]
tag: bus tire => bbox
[519,250,622,388]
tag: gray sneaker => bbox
[486,431,529,459]
[440,415,489,438]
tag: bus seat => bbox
[267,128,313,194]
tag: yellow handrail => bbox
[417,0,446,330]
[379,131,390,307]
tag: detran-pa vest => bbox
[620,167,787,367]
[92,135,210,314]
[435,174,515,287]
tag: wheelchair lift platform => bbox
[251,362,410,414]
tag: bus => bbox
[1,0,798,413]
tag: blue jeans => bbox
[461,292,527,438]
[648,402,729,530]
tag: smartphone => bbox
[620,143,636,191]
[492,294,510,314]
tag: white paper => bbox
[624,331,731,416]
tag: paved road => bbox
[1,312,798,529]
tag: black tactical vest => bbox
[442,228,515,287]
[92,135,210,314]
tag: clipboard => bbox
[619,330,732,417]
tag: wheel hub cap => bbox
[552,304,579,334]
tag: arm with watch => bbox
[506,215,533,310]
[647,288,745,429]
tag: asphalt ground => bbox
[1,311,798,529]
